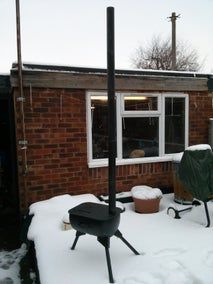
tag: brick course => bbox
[13,88,213,210]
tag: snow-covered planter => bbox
[131,185,163,213]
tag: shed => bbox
[10,63,213,211]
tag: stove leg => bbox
[115,230,140,255]
[98,237,114,283]
[204,201,211,227]
[71,231,86,250]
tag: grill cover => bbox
[178,148,213,202]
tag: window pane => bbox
[165,98,185,154]
[122,117,159,158]
[91,96,108,159]
[124,96,158,111]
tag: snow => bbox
[11,62,212,80]
[27,193,213,284]
[172,152,184,163]
[131,186,162,200]
[0,244,27,283]
[100,191,132,201]
[28,194,99,239]
[172,144,212,162]
[186,144,211,151]
[172,144,212,163]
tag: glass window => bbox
[122,117,159,158]
[87,92,188,165]
[124,96,158,111]
[91,96,108,159]
[165,97,185,154]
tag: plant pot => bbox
[133,197,161,213]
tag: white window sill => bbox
[88,156,173,168]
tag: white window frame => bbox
[120,93,161,115]
[86,91,189,168]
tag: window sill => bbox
[88,156,173,168]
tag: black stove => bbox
[69,201,139,283]
[68,7,139,283]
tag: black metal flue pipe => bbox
[107,7,116,215]
[68,10,140,283]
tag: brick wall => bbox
[189,92,213,145]
[13,88,212,210]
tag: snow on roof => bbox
[11,62,212,78]
[27,193,213,284]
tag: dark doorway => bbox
[0,75,20,249]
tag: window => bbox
[91,95,108,159]
[122,117,159,158]
[164,97,186,154]
[124,95,158,111]
[87,92,188,167]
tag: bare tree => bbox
[131,35,201,71]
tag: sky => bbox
[0,0,213,74]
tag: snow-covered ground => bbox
[0,244,27,283]
[27,193,213,284]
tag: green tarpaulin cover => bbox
[178,149,213,202]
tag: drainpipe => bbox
[15,0,28,209]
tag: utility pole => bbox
[168,12,180,70]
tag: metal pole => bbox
[169,12,180,70]
[15,0,24,98]
[107,7,116,215]
[15,0,28,209]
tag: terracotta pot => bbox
[133,197,161,213]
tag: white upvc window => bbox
[86,91,189,168]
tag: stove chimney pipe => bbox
[107,7,116,215]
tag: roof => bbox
[12,62,213,79]
[10,62,213,92]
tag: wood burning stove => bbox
[69,202,139,283]
[69,7,139,283]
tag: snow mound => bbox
[27,194,100,240]
[131,186,162,200]
[186,144,211,151]
[172,152,183,162]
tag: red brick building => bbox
[9,64,213,211]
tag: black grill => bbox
[69,202,121,237]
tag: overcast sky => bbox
[0,0,213,74]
